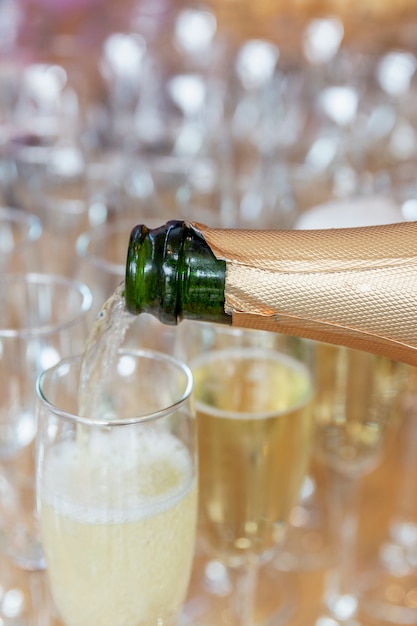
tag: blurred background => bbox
[2,0,417,625]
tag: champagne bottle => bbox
[125,219,417,366]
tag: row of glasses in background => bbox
[0,11,396,233]
[3,8,417,276]
[3,14,417,157]
[0,186,93,624]
[90,8,417,229]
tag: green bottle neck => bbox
[125,220,231,326]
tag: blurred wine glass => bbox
[0,271,91,625]
[0,273,92,571]
[356,366,417,625]
[310,344,407,626]
[0,206,42,273]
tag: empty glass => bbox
[0,272,92,570]
[357,366,417,625]
[311,344,407,626]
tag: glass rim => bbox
[0,273,92,338]
[0,206,42,246]
[36,348,194,426]
[191,346,313,420]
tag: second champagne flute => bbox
[176,321,315,626]
[311,343,407,625]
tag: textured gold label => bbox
[194,221,417,366]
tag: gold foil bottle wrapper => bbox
[194,221,417,366]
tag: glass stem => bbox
[29,571,53,626]
[394,392,417,520]
[229,562,259,626]
[324,467,361,620]
[387,388,417,556]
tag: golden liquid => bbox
[313,343,406,475]
[40,432,197,626]
[192,347,313,565]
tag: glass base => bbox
[357,519,417,624]
[274,508,332,572]
[180,550,296,626]
[307,595,376,626]
[275,472,333,573]
[311,608,366,626]
[358,569,417,625]
[303,568,374,626]
[314,615,362,626]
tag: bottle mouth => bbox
[125,220,229,325]
[125,223,148,315]
[125,221,188,323]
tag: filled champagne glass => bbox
[176,321,314,626]
[36,349,198,626]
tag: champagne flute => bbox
[36,348,198,626]
[0,272,92,625]
[356,364,417,625]
[0,272,92,570]
[292,190,408,625]
[311,343,407,625]
[176,321,314,626]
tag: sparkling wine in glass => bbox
[36,349,198,626]
[177,322,314,626]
